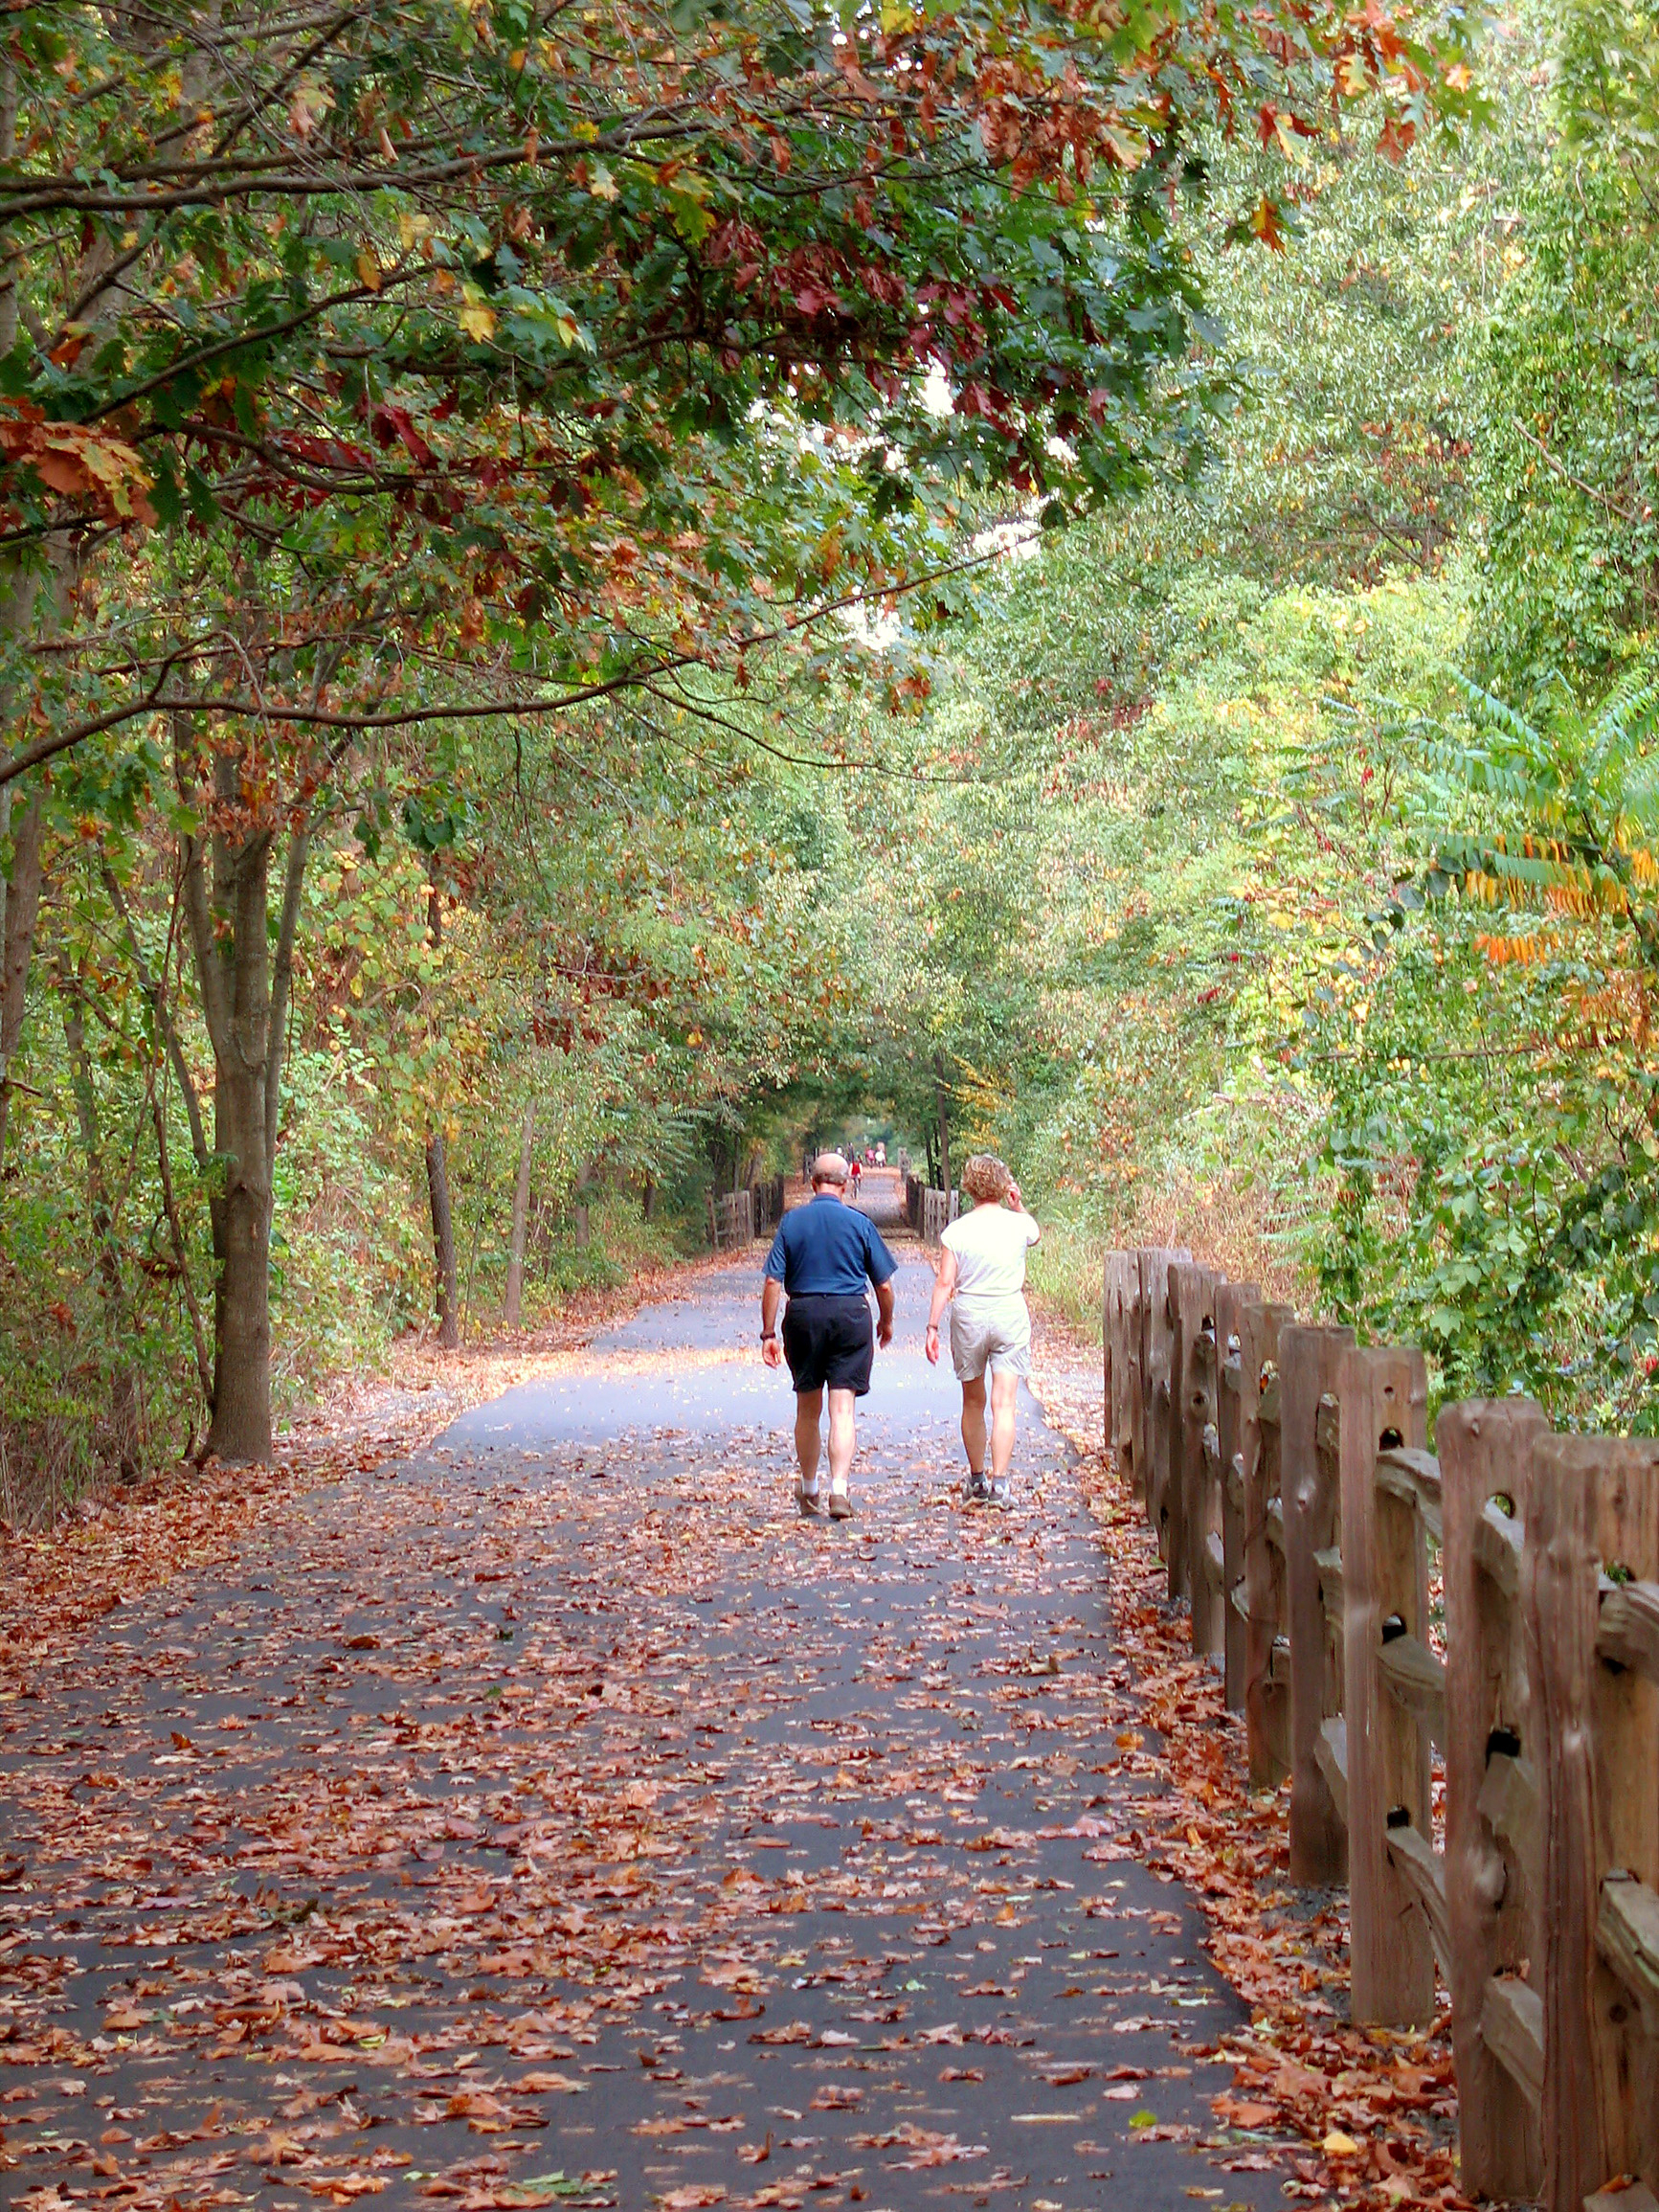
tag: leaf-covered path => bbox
[1,1257,1289,2212]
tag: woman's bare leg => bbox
[960,1375,988,1474]
[989,1370,1020,1481]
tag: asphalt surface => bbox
[0,1227,1286,2212]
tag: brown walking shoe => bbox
[827,1489,855,1521]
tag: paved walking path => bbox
[0,1259,1281,2212]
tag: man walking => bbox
[761,1152,897,1520]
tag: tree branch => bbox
[0,546,1008,788]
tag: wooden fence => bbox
[920,1186,958,1246]
[708,1188,753,1250]
[1103,1248,1659,2212]
[752,1175,785,1237]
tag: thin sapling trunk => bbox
[504,1101,535,1328]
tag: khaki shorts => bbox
[950,1297,1032,1383]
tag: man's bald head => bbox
[811,1151,850,1190]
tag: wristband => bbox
[760,1330,776,1342]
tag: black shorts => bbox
[782,1295,875,1396]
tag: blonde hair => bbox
[961,1153,1013,1206]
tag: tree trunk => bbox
[933,1058,952,1193]
[427,1131,460,1346]
[504,1102,535,1328]
[0,782,44,1166]
[211,1076,273,1462]
[641,1176,656,1223]
[421,866,458,1344]
[176,718,312,1466]
[192,812,278,1465]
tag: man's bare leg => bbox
[795,1388,824,1494]
[826,1388,857,1497]
[960,1375,988,1476]
[989,1370,1020,1484]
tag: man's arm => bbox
[875,1278,894,1348]
[761,1266,784,1367]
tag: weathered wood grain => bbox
[1481,1974,1544,2111]
[1598,1869,1659,2033]
[1339,1339,1433,2025]
[1169,1261,1219,1624]
[1314,1715,1348,1828]
[1385,1819,1450,1968]
[1595,1577,1659,1683]
[1376,1630,1446,1749]
[1233,1298,1293,1779]
[1215,1278,1262,1714]
[1139,1250,1183,1561]
[1281,1322,1355,1885]
[1526,1432,1659,2210]
[1439,1395,1548,2203]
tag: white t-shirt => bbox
[941,1203,1041,1302]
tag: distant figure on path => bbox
[761,1152,896,1521]
[848,1153,862,1203]
[925,1154,1042,1508]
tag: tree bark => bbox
[175,714,316,1466]
[180,789,279,1464]
[427,1132,460,1346]
[504,1102,535,1328]
[933,1057,951,1193]
[0,782,44,1166]
[640,1176,656,1223]
[422,869,459,1345]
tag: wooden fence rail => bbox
[709,1188,753,1250]
[920,1186,958,1247]
[1102,1246,1659,2212]
[751,1176,785,1238]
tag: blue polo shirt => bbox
[764,1194,898,1298]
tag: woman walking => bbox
[924,1153,1041,1507]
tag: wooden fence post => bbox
[1170,1261,1220,1632]
[1526,1433,1659,2212]
[1235,1297,1293,1774]
[1217,1279,1262,1709]
[1103,1254,1128,1470]
[1439,1397,1548,2203]
[1281,1323,1355,1885]
[1126,1253,1151,1509]
[1146,1255,1181,1569]
[1132,1248,1186,1533]
[1340,1340,1433,2026]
